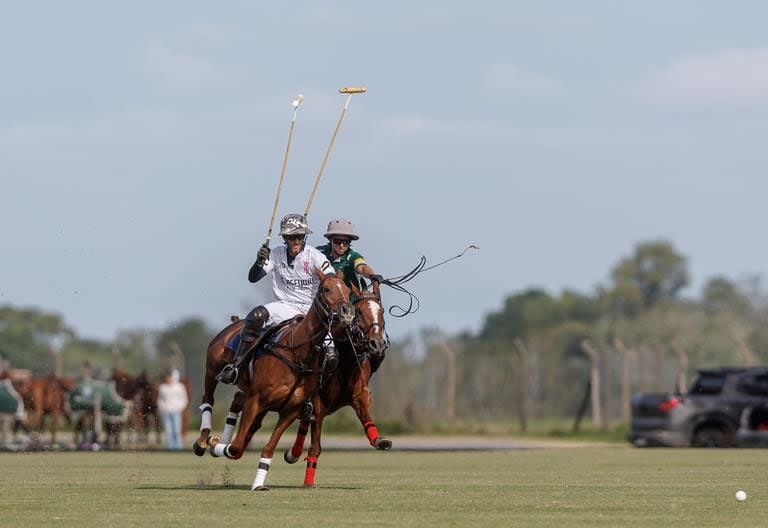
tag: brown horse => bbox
[14,375,74,445]
[200,271,354,490]
[283,282,391,486]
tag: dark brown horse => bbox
[111,369,154,445]
[199,271,354,490]
[284,282,391,486]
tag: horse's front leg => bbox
[352,369,391,450]
[284,418,310,464]
[210,395,265,461]
[303,413,328,487]
[51,409,59,445]
[252,409,302,491]
[221,390,246,444]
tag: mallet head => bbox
[339,86,367,94]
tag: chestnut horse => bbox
[198,271,354,490]
[284,282,391,486]
[14,375,74,445]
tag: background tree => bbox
[607,240,689,316]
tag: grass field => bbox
[2,445,767,527]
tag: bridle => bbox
[345,292,390,360]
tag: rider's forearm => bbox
[356,263,376,278]
[248,262,267,283]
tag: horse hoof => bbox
[253,486,270,492]
[192,442,206,457]
[374,437,392,451]
[284,450,299,464]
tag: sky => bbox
[2,1,768,342]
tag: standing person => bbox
[316,219,383,290]
[216,213,336,385]
[157,369,188,450]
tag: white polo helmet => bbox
[324,219,359,240]
[279,213,312,236]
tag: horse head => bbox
[314,269,354,328]
[349,283,389,356]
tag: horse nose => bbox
[371,335,387,354]
[340,303,355,325]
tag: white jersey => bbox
[262,244,334,309]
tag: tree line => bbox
[3,239,767,429]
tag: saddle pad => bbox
[69,380,126,417]
[0,379,24,416]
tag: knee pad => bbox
[244,306,269,335]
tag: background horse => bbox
[284,282,391,486]
[14,374,74,445]
[207,271,354,491]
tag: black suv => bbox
[627,367,768,448]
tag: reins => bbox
[379,244,479,318]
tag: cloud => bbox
[483,64,562,97]
[2,109,183,150]
[645,48,768,104]
[374,114,502,138]
[145,43,214,83]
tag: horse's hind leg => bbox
[221,390,246,444]
[193,366,221,456]
[251,409,302,491]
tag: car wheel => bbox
[692,427,730,448]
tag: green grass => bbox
[2,447,767,527]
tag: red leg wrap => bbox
[363,421,380,445]
[291,421,310,458]
[304,456,318,486]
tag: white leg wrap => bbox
[251,457,273,490]
[199,404,213,432]
[212,442,229,458]
[221,412,239,443]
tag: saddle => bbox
[227,315,305,363]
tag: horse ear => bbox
[314,267,326,281]
[350,281,361,297]
[373,280,381,299]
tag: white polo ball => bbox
[735,490,747,502]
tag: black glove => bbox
[368,274,384,284]
[256,244,271,267]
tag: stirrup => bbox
[216,364,239,385]
[323,348,339,373]
[300,401,316,423]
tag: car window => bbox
[690,374,725,395]
[739,373,768,396]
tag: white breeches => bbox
[263,301,307,326]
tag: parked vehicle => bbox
[627,367,768,448]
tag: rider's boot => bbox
[322,343,339,374]
[216,335,253,385]
[216,306,269,385]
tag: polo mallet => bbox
[304,86,367,217]
[264,94,304,246]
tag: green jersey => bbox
[316,244,367,291]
